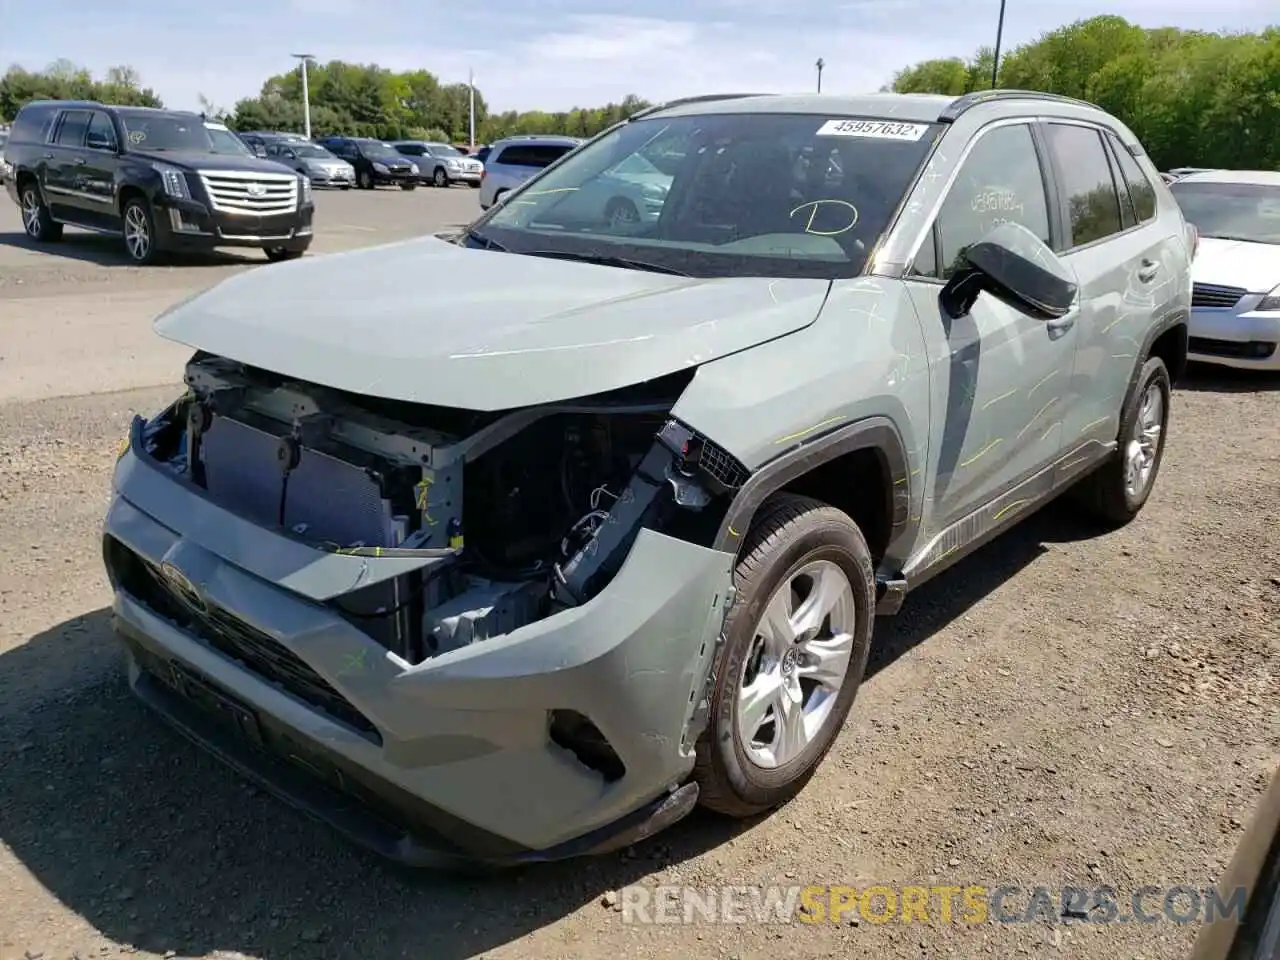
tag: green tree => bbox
[885,17,1280,171]
[0,61,163,120]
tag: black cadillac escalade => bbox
[2,101,314,264]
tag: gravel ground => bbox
[0,188,1277,960]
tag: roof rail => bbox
[628,92,773,121]
[938,89,1099,122]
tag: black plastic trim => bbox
[120,623,700,871]
[713,416,912,554]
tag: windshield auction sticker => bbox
[816,119,929,140]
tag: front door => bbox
[77,110,121,230]
[902,120,1079,536]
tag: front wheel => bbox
[122,198,161,265]
[400,182,417,191]
[357,170,374,189]
[433,167,448,188]
[1070,355,1171,525]
[264,245,306,262]
[694,493,875,817]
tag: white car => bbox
[1169,169,1280,371]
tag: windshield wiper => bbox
[524,249,690,276]
[466,230,506,251]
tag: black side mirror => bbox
[940,221,1078,321]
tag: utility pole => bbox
[815,57,825,93]
[292,53,315,138]
[991,0,1007,89]
[468,68,476,149]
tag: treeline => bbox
[225,61,653,143]
[0,59,652,145]
[0,61,162,119]
[887,16,1280,171]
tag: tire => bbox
[19,182,63,242]
[433,167,449,188]
[1071,355,1171,525]
[693,493,875,817]
[121,197,161,265]
[604,197,640,228]
[340,184,351,191]
[263,246,306,262]
[469,181,481,189]
[400,182,417,191]
[357,170,374,189]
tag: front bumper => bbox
[103,417,733,866]
[156,196,315,250]
[1188,297,1280,371]
[373,169,415,185]
[307,168,354,188]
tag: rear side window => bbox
[930,123,1052,280]
[1106,132,1157,223]
[86,112,118,151]
[495,144,573,168]
[1044,123,1123,248]
[53,110,92,147]
[396,143,425,156]
[11,104,59,143]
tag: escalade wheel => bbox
[1073,355,1171,525]
[122,198,160,265]
[694,493,875,817]
[20,184,63,242]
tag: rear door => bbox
[44,108,92,220]
[1039,121,1174,457]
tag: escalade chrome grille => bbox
[198,170,299,215]
[1191,283,1246,309]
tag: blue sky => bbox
[1,0,1268,115]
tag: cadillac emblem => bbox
[158,561,207,614]
[247,182,267,198]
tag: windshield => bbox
[1170,180,1280,245]
[289,142,335,159]
[205,126,252,156]
[472,113,940,279]
[118,112,232,153]
[429,143,461,157]
[360,140,403,160]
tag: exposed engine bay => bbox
[137,353,747,665]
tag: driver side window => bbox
[926,123,1052,280]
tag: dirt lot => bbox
[0,186,1277,960]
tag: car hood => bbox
[1191,237,1280,293]
[128,150,298,175]
[153,235,831,410]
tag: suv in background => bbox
[4,100,314,264]
[106,90,1190,868]
[0,126,10,183]
[477,134,582,209]
[314,136,417,190]
[390,140,483,188]
[261,137,355,189]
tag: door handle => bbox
[1137,259,1160,283]
[1046,314,1076,336]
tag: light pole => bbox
[291,53,315,138]
[468,68,476,149]
[991,0,1007,89]
[815,57,825,93]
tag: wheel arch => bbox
[117,183,147,217]
[713,416,912,566]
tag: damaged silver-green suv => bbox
[104,89,1193,868]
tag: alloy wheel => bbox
[737,559,858,769]
[21,189,42,238]
[1124,382,1163,498]
[124,204,151,262]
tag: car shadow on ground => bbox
[0,229,261,268]
[0,504,1101,960]
[1177,361,1280,393]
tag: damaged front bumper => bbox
[104,415,735,867]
